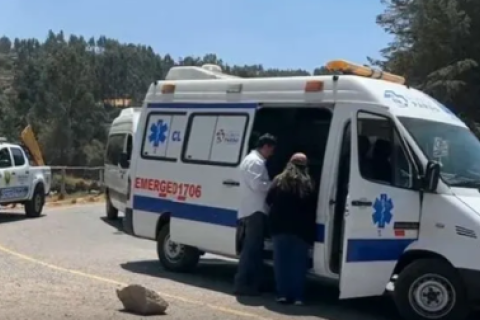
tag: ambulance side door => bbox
[170,103,256,256]
[339,106,421,299]
[105,133,127,209]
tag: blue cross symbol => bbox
[148,120,169,147]
[372,194,393,229]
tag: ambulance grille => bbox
[455,226,477,239]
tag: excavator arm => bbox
[20,125,44,166]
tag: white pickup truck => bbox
[0,139,51,217]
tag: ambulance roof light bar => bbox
[326,60,406,85]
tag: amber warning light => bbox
[326,60,406,85]
[304,80,324,92]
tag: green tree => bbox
[1,30,329,166]
[375,0,480,127]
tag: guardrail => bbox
[50,166,104,198]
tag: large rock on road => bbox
[117,284,169,315]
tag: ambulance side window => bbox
[106,134,125,166]
[125,134,133,161]
[357,112,413,189]
[182,113,249,166]
[141,112,187,161]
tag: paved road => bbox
[0,204,404,319]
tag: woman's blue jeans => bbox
[272,234,309,301]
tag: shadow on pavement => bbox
[120,258,401,320]
[0,212,44,224]
[100,217,125,235]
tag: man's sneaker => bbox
[294,300,304,306]
[276,297,288,304]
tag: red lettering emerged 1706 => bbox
[134,178,202,201]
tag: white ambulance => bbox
[124,61,480,320]
[104,107,140,219]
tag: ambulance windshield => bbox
[399,117,480,188]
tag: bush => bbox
[51,173,102,194]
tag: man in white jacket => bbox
[234,134,277,296]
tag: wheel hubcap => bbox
[163,234,185,263]
[409,274,455,319]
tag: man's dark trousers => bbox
[234,211,266,295]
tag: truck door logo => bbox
[372,193,393,229]
[4,171,11,185]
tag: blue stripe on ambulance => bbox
[133,195,414,263]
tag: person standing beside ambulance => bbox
[266,153,316,305]
[234,134,277,296]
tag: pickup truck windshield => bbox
[399,117,480,188]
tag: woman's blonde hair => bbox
[274,156,314,198]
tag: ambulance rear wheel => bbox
[394,258,469,320]
[157,224,200,273]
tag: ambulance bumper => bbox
[458,268,480,302]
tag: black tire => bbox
[25,184,45,218]
[105,190,118,220]
[394,258,470,320]
[157,223,200,273]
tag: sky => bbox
[0,0,392,72]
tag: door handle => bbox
[351,200,372,207]
[222,180,240,187]
[11,172,16,175]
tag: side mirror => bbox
[119,152,130,169]
[423,160,441,191]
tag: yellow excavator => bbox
[20,125,45,166]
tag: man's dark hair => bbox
[256,133,277,148]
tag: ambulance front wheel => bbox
[394,258,469,320]
[157,223,200,273]
[105,191,118,220]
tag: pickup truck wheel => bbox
[105,191,118,220]
[25,184,45,218]
[394,258,470,320]
[157,223,200,273]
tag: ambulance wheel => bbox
[105,190,118,220]
[25,184,45,218]
[394,258,469,320]
[157,223,200,273]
